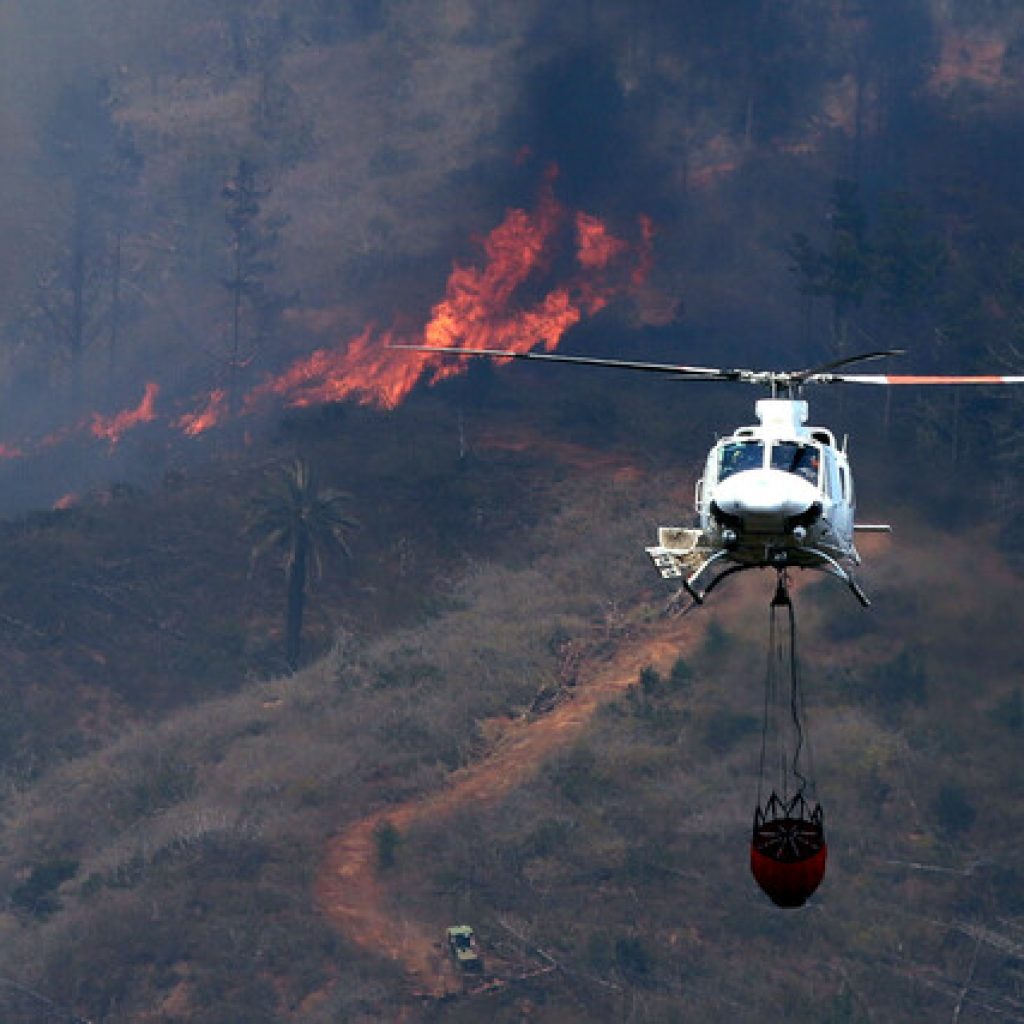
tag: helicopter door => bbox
[831,455,855,540]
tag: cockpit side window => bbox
[770,442,820,485]
[719,440,764,481]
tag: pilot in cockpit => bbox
[720,440,764,480]
[794,448,819,484]
[771,442,820,485]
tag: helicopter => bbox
[393,343,1024,607]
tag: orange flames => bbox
[0,172,656,463]
[177,389,228,438]
[632,214,656,288]
[90,382,160,447]
[0,385,162,461]
[245,175,652,411]
[576,212,629,270]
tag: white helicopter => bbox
[395,343,1024,607]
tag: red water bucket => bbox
[750,794,827,908]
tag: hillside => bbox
[1,448,1022,1022]
[0,1,1023,1021]
[0,452,672,1022]
[0,396,607,784]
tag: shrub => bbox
[821,985,867,1024]
[9,858,78,917]
[586,932,613,972]
[373,820,402,870]
[669,657,693,689]
[991,687,1024,731]
[702,709,760,753]
[124,755,197,818]
[639,665,663,697]
[702,620,730,658]
[933,782,976,837]
[988,865,1024,915]
[615,935,652,978]
[519,817,576,861]
[554,744,607,805]
[866,650,928,710]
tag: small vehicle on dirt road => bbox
[446,925,483,972]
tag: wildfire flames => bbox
[244,172,651,412]
[177,389,228,438]
[90,382,160,447]
[575,211,629,271]
[0,171,653,460]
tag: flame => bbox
[0,172,658,464]
[177,389,228,437]
[247,176,652,411]
[632,214,655,288]
[53,492,78,510]
[89,382,159,447]
[576,212,629,270]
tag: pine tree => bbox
[39,71,141,411]
[221,158,287,412]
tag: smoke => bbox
[0,1,1012,513]
[0,164,653,511]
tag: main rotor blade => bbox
[390,344,1024,389]
[389,344,738,380]
[817,373,1024,385]
[794,348,906,382]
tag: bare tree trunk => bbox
[107,230,122,403]
[853,49,867,179]
[286,532,308,671]
[70,196,87,413]
[229,235,243,414]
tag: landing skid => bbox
[684,558,748,605]
[649,543,871,609]
[802,546,871,607]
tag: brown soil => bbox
[314,585,759,997]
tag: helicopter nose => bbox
[713,469,820,532]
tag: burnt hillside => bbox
[0,2,1023,1021]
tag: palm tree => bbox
[247,458,359,671]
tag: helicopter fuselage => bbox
[647,398,876,605]
[386,341,1024,606]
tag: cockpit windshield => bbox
[719,440,764,481]
[771,442,820,485]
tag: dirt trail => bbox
[314,596,751,997]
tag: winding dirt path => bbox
[313,596,749,997]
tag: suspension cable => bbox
[786,587,808,799]
[758,570,817,807]
[757,599,774,808]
